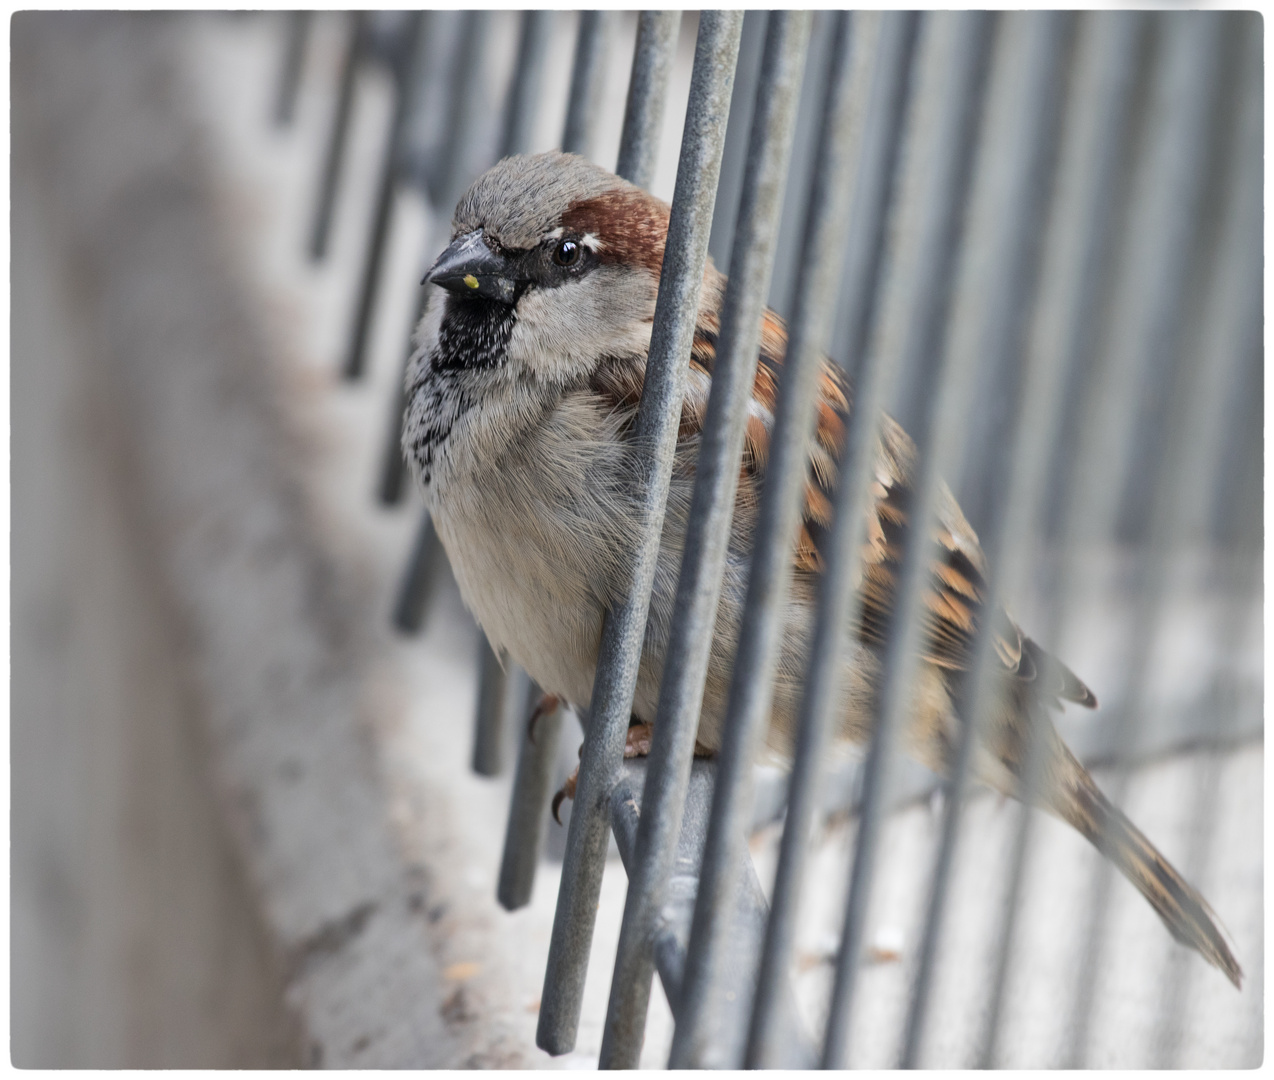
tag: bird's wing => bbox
[680,302,1098,711]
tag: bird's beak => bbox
[425,230,522,304]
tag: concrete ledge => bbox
[14,13,457,1067]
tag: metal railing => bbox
[270,9,1262,1068]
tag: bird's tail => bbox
[1050,752,1242,988]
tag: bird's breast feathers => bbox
[405,306,644,702]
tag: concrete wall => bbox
[11,13,458,1066]
[11,19,300,1067]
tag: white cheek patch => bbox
[507,270,657,383]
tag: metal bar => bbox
[608,760,817,1066]
[273,10,312,128]
[1062,12,1226,1065]
[494,4,664,917]
[707,11,767,270]
[342,13,427,380]
[601,11,811,1069]
[764,11,837,321]
[494,683,564,901]
[472,639,521,777]
[497,686,562,911]
[501,11,554,160]
[898,14,1072,1067]
[976,11,1146,1065]
[309,11,365,262]
[430,12,491,213]
[821,14,997,1068]
[1127,32,1261,1064]
[746,11,921,1067]
[535,13,743,1056]
[391,510,445,635]
[615,12,680,189]
[561,11,612,159]
[374,285,427,506]
[662,8,844,1066]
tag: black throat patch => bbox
[432,296,517,373]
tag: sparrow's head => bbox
[426,151,676,383]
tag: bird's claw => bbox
[551,770,577,826]
[550,721,661,825]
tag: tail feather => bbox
[1053,757,1242,988]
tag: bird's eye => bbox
[552,239,580,267]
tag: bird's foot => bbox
[542,723,713,820]
[624,720,654,758]
[551,722,662,825]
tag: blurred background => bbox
[10,9,1264,1069]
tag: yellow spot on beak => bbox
[463,274,480,290]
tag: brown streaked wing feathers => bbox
[594,293,1096,712]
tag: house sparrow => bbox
[402,150,1241,988]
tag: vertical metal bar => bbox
[501,10,554,160]
[491,6,662,922]
[610,760,819,1066]
[493,689,566,904]
[391,509,445,634]
[746,11,921,1068]
[615,11,680,189]
[309,11,365,262]
[976,11,1146,1066]
[600,12,811,1070]
[561,11,612,159]
[273,10,312,128]
[535,13,743,1056]
[1133,25,1261,1063]
[660,8,847,1066]
[1062,12,1226,1066]
[472,640,524,777]
[430,11,491,214]
[707,11,767,270]
[821,14,997,1068]
[342,13,428,380]
[897,13,1072,1067]
[375,289,425,505]
[498,690,565,910]
[763,11,837,321]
